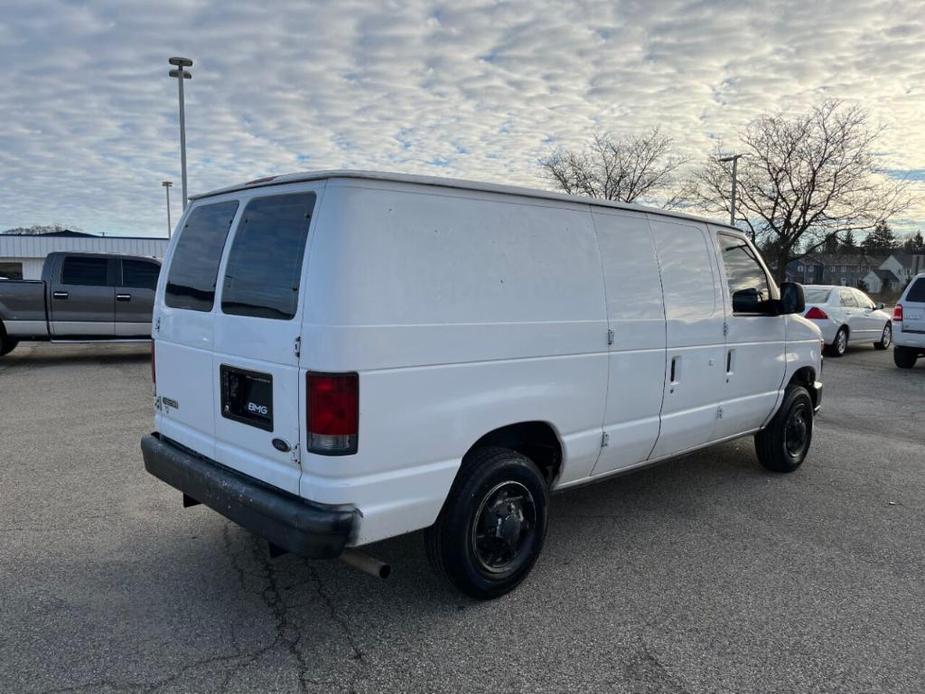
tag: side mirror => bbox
[732,288,762,313]
[875,302,885,310]
[779,282,805,315]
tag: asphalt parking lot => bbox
[1,342,923,693]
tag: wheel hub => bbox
[472,482,536,574]
[785,408,808,457]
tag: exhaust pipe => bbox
[340,549,391,579]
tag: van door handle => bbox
[670,356,680,384]
[726,349,735,374]
[53,291,69,300]
[116,293,132,302]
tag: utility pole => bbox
[162,180,173,237]
[719,154,744,227]
[168,57,193,209]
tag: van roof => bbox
[191,169,738,231]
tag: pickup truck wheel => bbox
[754,385,813,473]
[426,446,548,600]
[0,335,18,356]
[874,323,891,350]
[894,346,918,369]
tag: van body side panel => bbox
[589,209,666,476]
[648,217,726,458]
[298,181,608,544]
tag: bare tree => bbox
[540,128,686,207]
[689,100,912,282]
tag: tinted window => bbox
[839,290,858,308]
[906,278,925,303]
[61,256,109,286]
[165,201,239,312]
[719,235,771,314]
[803,287,831,303]
[221,192,316,320]
[122,260,160,290]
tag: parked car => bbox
[0,252,160,357]
[801,284,893,357]
[893,273,925,368]
[141,171,823,599]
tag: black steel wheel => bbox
[755,385,814,473]
[427,446,548,600]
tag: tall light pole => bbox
[168,57,193,209]
[161,180,173,237]
[719,153,744,227]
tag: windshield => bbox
[803,287,831,303]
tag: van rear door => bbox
[210,190,318,494]
[156,200,240,460]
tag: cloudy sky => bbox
[1,0,923,238]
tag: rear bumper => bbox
[895,329,925,350]
[141,434,359,559]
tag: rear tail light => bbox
[151,340,156,385]
[307,372,358,455]
[805,306,828,320]
[893,304,903,322]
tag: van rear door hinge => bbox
[607,328,615,346]
[723,321,728,337]
[601,432,610,448]
[290,445,301,466]
[293,336,302,359]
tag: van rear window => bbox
[165,201,239,312]
[907,278,925,303]
[221,192,316,320]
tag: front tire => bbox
[427,446,548,600]
[874,323,892,350]
[755,385,814,473]
[894,346,918,369]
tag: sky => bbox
[1,0,924,238]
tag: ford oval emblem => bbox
[272,438,291,453]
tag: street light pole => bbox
[162,180,173,237]
[719,154,744,227]
[168,57,193,209]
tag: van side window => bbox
[718,235,771,315]
[165,201,239,312]
[221,192,316,320]
[122,260,160,290]
[61,256,109,287]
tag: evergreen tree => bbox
[903,230,924,252]
[841,230,857,253]
[861,221,896,253]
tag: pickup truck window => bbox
[0,261,23,280]
[221,192,316,320]
[122,260,160,290]
[718,234,771,314]
[165,201,239,312]
[61,256,108,286]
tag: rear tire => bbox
[426,446,548,600]
[755,385,814,473]
[894,346,918,369]
[874,323,891,350]
[0,334,18,357]
[827,327,848,357]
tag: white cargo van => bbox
[142,171,823,599]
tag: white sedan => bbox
[802,285,893,357]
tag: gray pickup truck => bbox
[0,252,160,357]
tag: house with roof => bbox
[786,253,885,288]
[862,252,925,293]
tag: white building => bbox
[0,233,168,280]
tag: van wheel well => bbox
[466,422,563,486]
[788,366,818,409]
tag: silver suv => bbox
[893,273,925,368]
